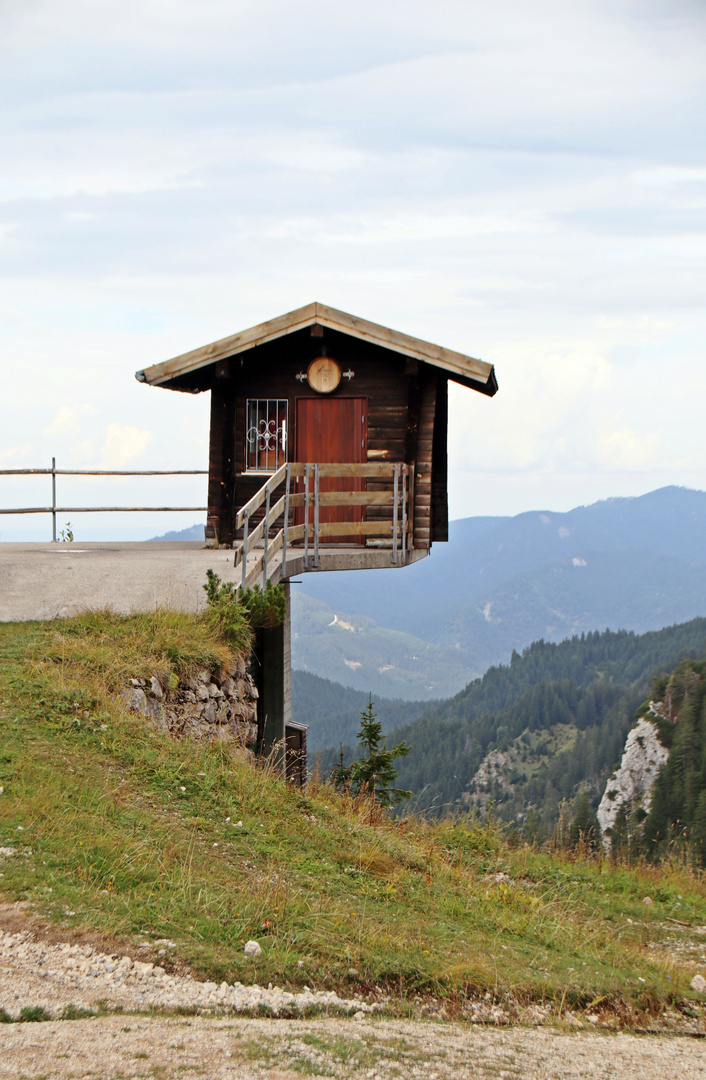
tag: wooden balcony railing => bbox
[234,462,413,590]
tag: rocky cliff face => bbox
[465,747,515,810]
[597,705,669,852]
[120,658,258,750]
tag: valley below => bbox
[292,486,706,698]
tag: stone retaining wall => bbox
[120,658,258,748]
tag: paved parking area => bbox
[0,542,238,621]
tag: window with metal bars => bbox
[245,399,288,472]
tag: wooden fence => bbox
[0,458,207,541]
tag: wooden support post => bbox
[241,510,249,590]
[313,463,320,568]
[282,464,290,575]
[263,481,271,587]
[402,466,407,564]
[256,580,291,775]
[304,464,310,569]
[392,463,399,565]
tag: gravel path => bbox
[1,922,705,1078]
[1,1013,705,1079]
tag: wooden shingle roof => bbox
[136,301,498,395]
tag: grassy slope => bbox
[1,613,705,1021]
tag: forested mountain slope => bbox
[292,671,429,751]
[642,659,706,863]
[316,618,706,833]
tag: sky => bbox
[1,0,705,541]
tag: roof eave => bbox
[135,301,496,394]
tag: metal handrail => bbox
[234,461,412,590]
[0,457,207,541]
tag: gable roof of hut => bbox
[136,302,498,396]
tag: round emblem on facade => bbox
[307,357,341,394]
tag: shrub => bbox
[239,579,287,630]
[202,570,253,653]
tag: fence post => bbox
[263,481,271,587]
[282,463,290,575]
[51,457,57,542]
[401,465,407,565]
[313,464,320,568]
[304,464,310,570]
[241,510,249,590]
[391,463,399,565]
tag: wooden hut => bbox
[137,301,497,557]
[137,302,498,770]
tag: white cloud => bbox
[631,167,706,188]
[265,213,540,247]
[100,423,153,467]
[598,420,663,471]
[69,438,98,463]
[0,444,33,461]
[42,404,97,437]
[448,345,615,473]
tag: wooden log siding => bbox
[431,374,449,542]
[412,368,437,549]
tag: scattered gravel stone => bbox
[0,930,375,1020]
[243,940,262,958]
[690,974,706,994]
[485,872,516,887]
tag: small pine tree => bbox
[332,695,412,807]
[569,790,599,850]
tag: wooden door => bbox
[295,397,367,543]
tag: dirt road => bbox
[1,1012,704,1079]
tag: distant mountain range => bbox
[293,486,706,697]
[149,523,205,542]
[156,486,706,701]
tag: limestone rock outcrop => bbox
[464,748,515,810]
[120,659,258,749]
[596,707,669,852]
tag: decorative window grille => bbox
[245,399,288,472]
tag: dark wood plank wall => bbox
[206,362,236,546]
[206,327,439,548]
[413,368,438,550]
[431,375,448,542]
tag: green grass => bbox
[0,612,705,1024]
[241,1031,417,1075]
